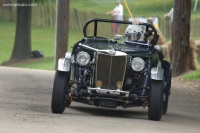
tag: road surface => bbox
[0,66,200,133]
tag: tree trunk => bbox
[55,0,70,69]
[10,0,32,61]
[170,0,191,77]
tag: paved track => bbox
[0,66,200,133]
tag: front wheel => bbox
[51,71,70,113]
[163,69,172,114]
[148,80,164,121]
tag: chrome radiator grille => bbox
[96,52,127,90]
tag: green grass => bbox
[183,59,200,80]
[0,22,16,64]
[0,22,83,69]
[183,71,200,80]
[31,26,83,57]
[6,57,54,70]
[1,0,200,73]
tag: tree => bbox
[10,0,32,61]
[10,0,49,62]
[170,0,191,77]
[10,0,70,69]
[55,0,70,69]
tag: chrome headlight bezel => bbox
[76,51,91,66]
[131,57,145,72]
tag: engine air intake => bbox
[96,52,127,90]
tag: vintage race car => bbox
[51,19,171,121]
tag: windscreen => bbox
[85,21,127,39]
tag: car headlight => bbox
[131,57,145,71]
[76,51,91,66]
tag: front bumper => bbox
[88,87,130,97]
[72,87,146,108]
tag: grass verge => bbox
[3,57,55,70]
[0,22,83,70]
[183,58,200,80]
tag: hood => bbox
[82,41,151,54]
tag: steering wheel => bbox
[140,23,159,46]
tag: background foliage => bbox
[0,0,200,76]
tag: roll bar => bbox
[83,18,159,46]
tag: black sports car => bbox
[51,19,172,121]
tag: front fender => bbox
[57,52,71,72]
[151,67,164,80]
[57,58,71,72]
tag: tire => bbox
[148,80,164,121]
[51,71,70,113]
[162,93,169,114]
[163,69,172,114]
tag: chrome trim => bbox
[91,52,97,87]
[65,52,72,59]
[151,67,164,80]
[157,61,162,67]
[57,58,71,72]
[80,43,127,56]
[58,52,72,72]
[154,45,163,53]
[70,54,75,81]
[88,87,129,97]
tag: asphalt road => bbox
[0,66,200,133]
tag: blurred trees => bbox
[10,0,56,62]
[171,0,191,76]
[10,0,70,69]
[55,0,70,69]
[10,0,32,61]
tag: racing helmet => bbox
[125,25,144,42]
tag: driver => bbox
[125,25,144,42]
[125,24,164,63]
